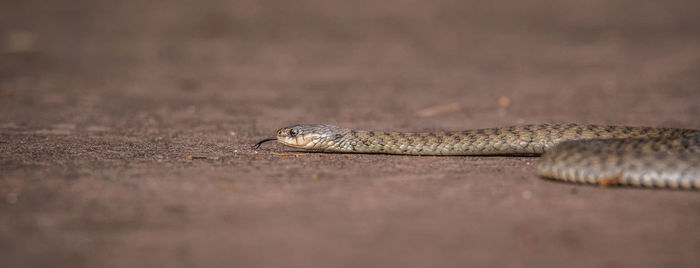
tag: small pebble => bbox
[3,30,36,53]
[7,192,18,204]
[498,96,511,108]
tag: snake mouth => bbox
[253,137,277,149]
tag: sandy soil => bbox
[1,0,700,267]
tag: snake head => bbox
[254,124,344,150]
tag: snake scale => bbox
[255,123,700,190]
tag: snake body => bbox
[255,123,700,190]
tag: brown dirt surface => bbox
[1,0,700,267]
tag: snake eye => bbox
[289,128,299,137]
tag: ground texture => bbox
[1,0,700,267]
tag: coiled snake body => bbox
[255,124,700,190]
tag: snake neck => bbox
[324,124,693,156]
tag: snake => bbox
[254,123,700,190]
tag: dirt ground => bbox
[1,0,700,267]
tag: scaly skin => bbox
[255,123,700,190]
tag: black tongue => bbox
[253,138,277,149]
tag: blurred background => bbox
[1,0,699,267]
[2,0,699,133]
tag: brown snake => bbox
[254,123,700,190]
